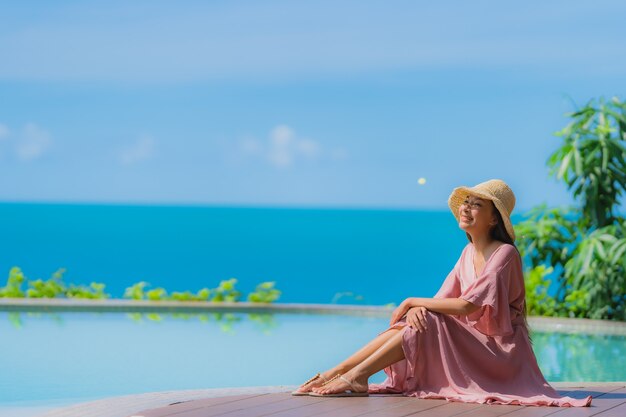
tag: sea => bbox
[0,202,528,305]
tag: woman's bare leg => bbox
[312,327,407,395]
[295,327,402,392]
[328,327,402,375]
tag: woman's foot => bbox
[310,370,369,396]
[292,371,337,394]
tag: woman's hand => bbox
[389,298,415,325]
[406,306,429,333]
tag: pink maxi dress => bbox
[368,242,593,407]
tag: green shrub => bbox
[123,281,150,300]
[210,278,241,302]
[0,267,26,298]
[247,281,281,303]
[524,265,557,317]
[1,267,279,305]
[518,95,626,320]
[66,282,109,299]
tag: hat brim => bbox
[448,186,516,241]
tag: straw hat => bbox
[447,179,516,241]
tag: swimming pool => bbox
[1,310,624,411]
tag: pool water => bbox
[1,311,624,408]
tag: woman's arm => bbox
[405,297,479,315]
[390,296,479,325]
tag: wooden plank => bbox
[441,403,528,417]
[355,397,451,417]
[502,386,626,417]
[264,396,415,417]
[595,401,626,417]
[458,388,588,417]
[132,393,290,417]
[131,394,263,417]
[549,386,626,417]
[361,389,582,417]
[402,400,485,417]
[169,393,299,417]
[303,396,422,417]
[130,385,626,417]
[214,395,329,417]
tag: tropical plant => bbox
[0,267,26,298]
[169,288,211,301]
[524,265,557,317]
[123,281,150,300]
[247,281,281,303]
[65,282,109,299]
[146,287,168,301]
[209,278,241,302]
[517,96,626,320]
[0,267,110,299]
[562,222,626,319]
[1,267,280,305]
[122,278,246,302]
[547,96,626,229]
[515,204,579,271]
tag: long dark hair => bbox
[464,201,532,345]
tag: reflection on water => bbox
[530,331,625,382]
[5,311,279,334]
[0,311,624,405]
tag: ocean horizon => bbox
[2,201,529,305]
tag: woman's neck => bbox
[471,235,497,258]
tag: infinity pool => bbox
[1,311,624,410]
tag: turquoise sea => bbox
[0,202,527,305]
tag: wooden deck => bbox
[129,384,626,417]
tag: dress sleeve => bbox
[460,251,519,337]
[433,258,462,299]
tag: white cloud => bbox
[118,135,155,165]
[270,125,294,147]
[267,125,295,167]
[0,123,9,140]
[15,123,52,161]
[297,138,321,158]
[239,124,344,169]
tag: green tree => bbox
[548,97,626,228]
[516,96,626,320]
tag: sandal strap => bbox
[339,376,358,392]
[320,373,341,386]
[301,373,321,386]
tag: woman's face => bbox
[458,194,498,237]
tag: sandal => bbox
[291,372,330,396]
[309,375,369,397]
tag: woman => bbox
[292,179,592,407]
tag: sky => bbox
[1,0,625,212]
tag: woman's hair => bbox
[464,200,532,345]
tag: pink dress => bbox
[368,242,592,407]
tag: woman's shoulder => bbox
[493,242,522,271]
[497,242,517,254]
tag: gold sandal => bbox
[309,375,369,397]
[291,372,331,396]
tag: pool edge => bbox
[1,298,625,335]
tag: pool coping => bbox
[1,298,625,335]
[32,382,626,417]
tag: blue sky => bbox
[1,1,625,212]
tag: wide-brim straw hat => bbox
[448,179,516,241]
